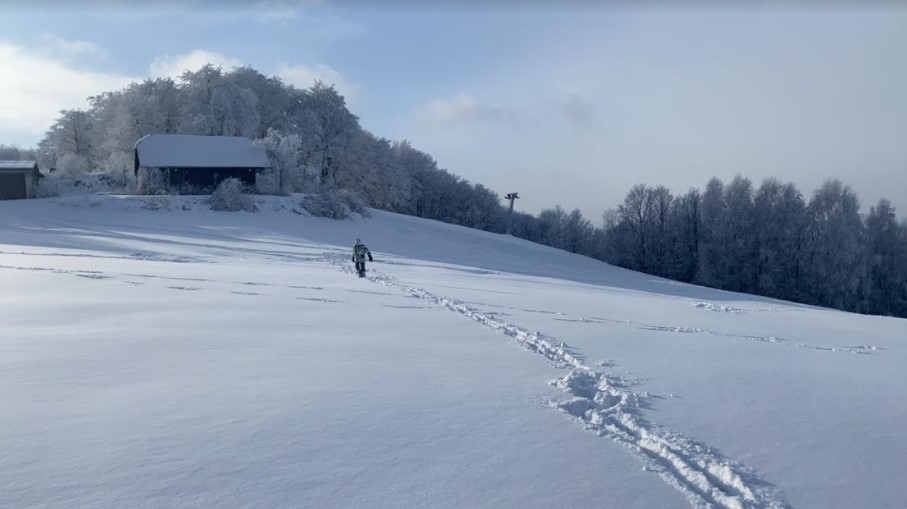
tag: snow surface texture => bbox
[1,195,905,509]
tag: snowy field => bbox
[2,195,905,509]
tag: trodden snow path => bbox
[331,256,788,509]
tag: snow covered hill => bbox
[2,195,905,509]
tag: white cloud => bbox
[43,36,108,60]
[149,50,243,79]
[0,43,137,138]
[414,93,518,128]
[278,63,361,106]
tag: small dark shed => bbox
[134,134,270,190]
[0,160,40,200]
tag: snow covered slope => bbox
[1,195,905,509]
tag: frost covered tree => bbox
[227,67,290,138]
[391,140,437,215]
[290,82,359,189]
[178,65,260,138]
[607,184,674,275]
[752,179,806,299]
[722,175,757,292]
[538,206,569,250]
[615,184,651,272]
[864,199,907,315]
[646,186,673,276]
[0,145,27,160]
[802,179,866,310]
[255,129,304,194]
[363,138,409,211]
[561,208,591,254]
[666,188,701,282]
[88,90,137,182]
[594,176,905,318]
[696,177,726,286]
[453,183,505,232]
[44,109,93,172]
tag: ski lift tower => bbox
[504,192,519,235]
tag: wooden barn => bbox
[134,134,270,191]
[0,160,40,200]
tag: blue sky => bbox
[1,2,906,217]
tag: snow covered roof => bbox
[0,160,38,170]
[135,135,270,169]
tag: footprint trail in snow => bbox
[331,256,789,509]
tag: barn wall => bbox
[25,172,35,198]
[169,168,258,190]
[0,172,27,200]
[136,166,261,194]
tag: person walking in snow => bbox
[352,238,373,277]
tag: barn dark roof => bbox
[135,135,270,169]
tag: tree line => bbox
[25,64,907,318]
[512,177,907,319]
[0,145,38,161]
